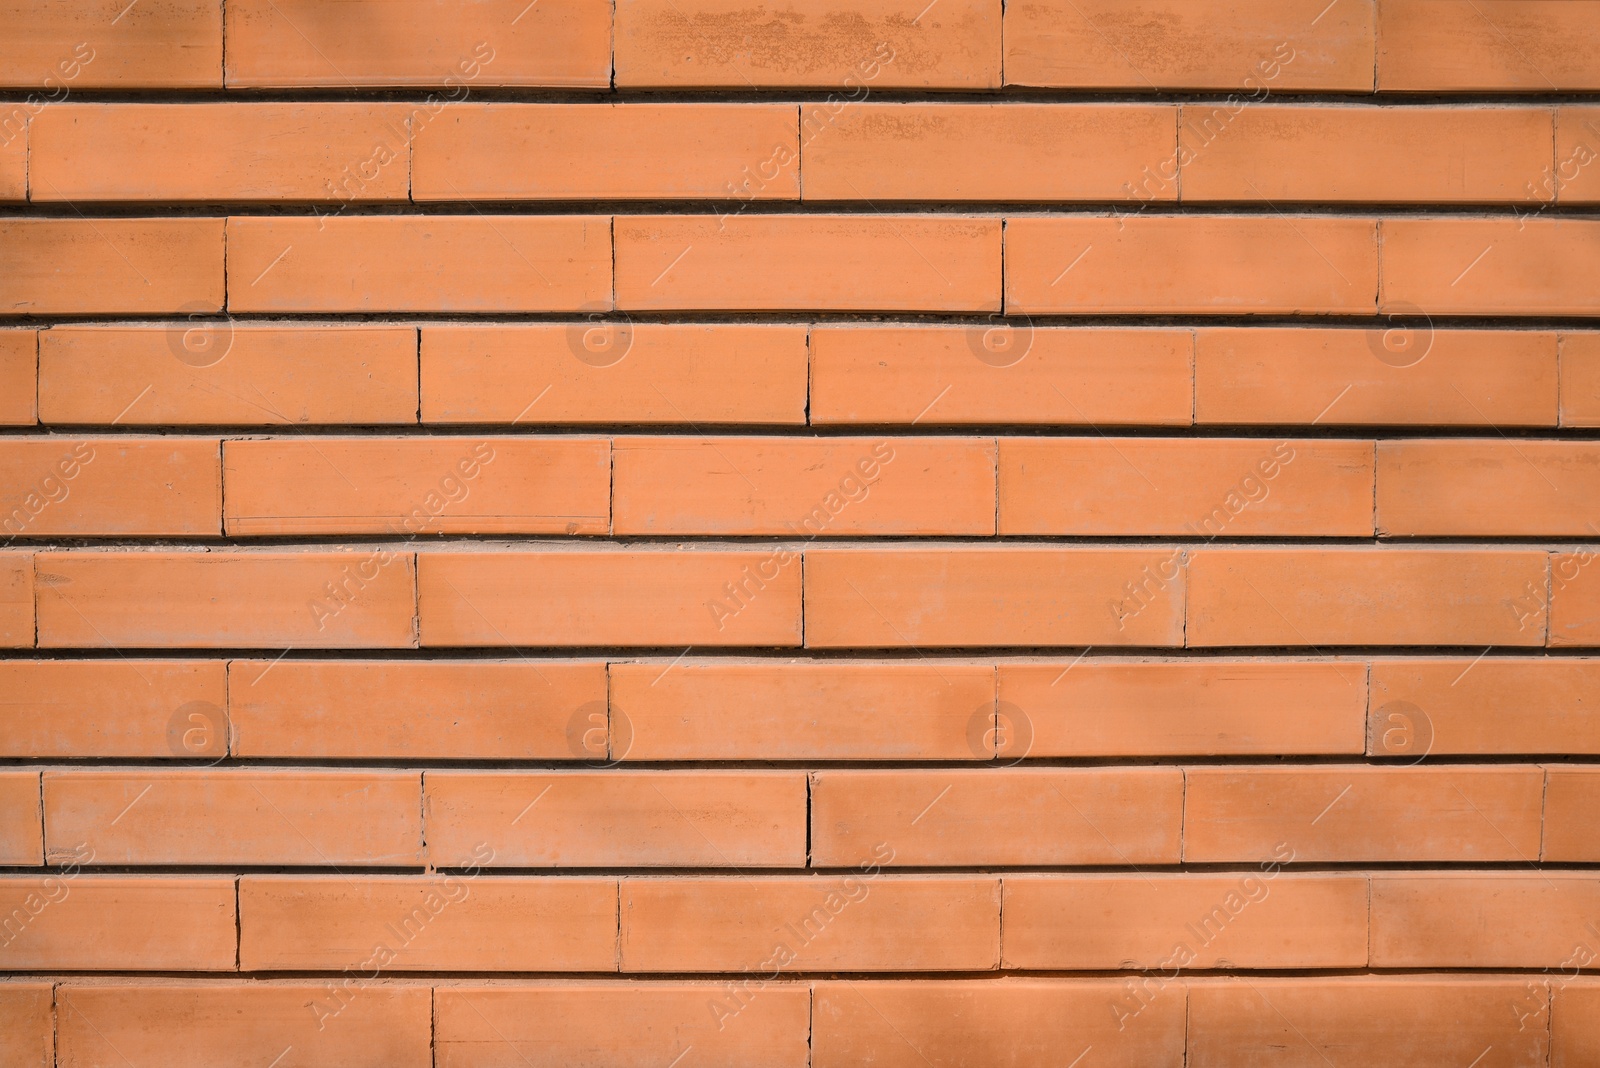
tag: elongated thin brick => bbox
[239,876,618,971]
[39,325,419,426]
[1184,766,1545,863]
[0,129,22,201]
[43,770,424,866]
[1370,658,1600,755]
[1555,983,1600,1067]
[1552,553,1600,647]
[1545,769,1600,861]
[0,876,236,971]
[1379,0,1600,91]
[999,438,1373,536]
[1001,661,1367,757]
[1006,216,1378,314]
[0,439,220,537]
[230,660,603,759]
[811,768,1183,866]
[0,331,33,425]
[809,326,1193,426]
[805,548,1185,647]
[1005,0,1374,90]
[1564,333,1600,426]
[0,983,51,1068]
[227,216,610,313]
[1,219,224,316]
[1002,874,1369,969]
[613,437,995,536]
[1187,549,1549,647]
[613,661,992,761]
[1371,874,1600,967]
[615,215,1001,312]
[1187,978,1549,1068]
[1195,328,1559,427]
[415,104,801,200]
[1379,441,1600,535]
[0,772,41,866]
[620,877,1000,972]
[813,980,1186,1068]
[225,0,608,87]
[803,104,1176,201]
[0,554,32,647]
[223,438,609,536]
[0,1,221,88]
[1382,218,1600,315]
[35,551,417,649]
[0,661,224,759]
[56,985,432,1068]
[1556,107,1600,202]
[616,0,998,88]
[421,324,807,425]
[426,771,806,868]
[30,104,412,201]
[419,551,802,647]
[1181,106,1553,203]
[436,985,811,1067]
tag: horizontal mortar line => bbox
[2,646,1596,660]
[7,534,1596,547]
[5,427,1600,440]
[9,756,1600,770]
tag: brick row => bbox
[3,548,1596,648]
[8,977,1599,1068]
[15,103,1594,205]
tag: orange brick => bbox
[1184,766,1545,863]
[1379,441,1600,536]
[0,876,235,970]
[616,0,998,88]
[57,985,432,1068]
[223,437,608,536]
[0,771,40,866]
[0,331,33,425]
[1553,552,1600,647]
[419,551,802,647]
[1566,334,1600,431]
[422,324,807,425]
[1005,0,1374,90]
[613,437,995,536]
[226,216,610,313]
[1187,549,1548,647]
[1383,218,1600,316]
[1006,217,1377,314]
[1555,983,1600,1068]
[224,0,607,87]
[1188,978,1549,1068]
[0,1,220,88]
[805,548,1185,648]
[1379,0,1600,91]
[1195,328,1559,427]
[426,771,806,868]
[0,439,219,537]
[230,660,604,759]
[809,326,1193,426]
[1557,108,1600,202]
[31,104,411,201]
[0,983,49,1068]
[1001,661,1367,757]
[1545,769,1600,861]
[0,554,32,648]
[0,661,224,758]
[435,985,811,1068]
[1002,874,1368,970]
[34,551,417,649]
[416,104,800,201]
[39,325,418,426]
[1000,439,1372,536]
[620,877,1000,972]
[1371,873,1600,967]
[239,875,617,971]
[1182,106,1552,203]
[612,661,993,761]
[814,980,1186,1068]
[1371,658,1600,756]
[0,128,22,201]
[803,104,1175,201]
[0,219,223,316]
[811,768,1183,867]
[43,770,423,866]
[615,215,1000,311]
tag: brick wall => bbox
[3,1,1600,1064]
